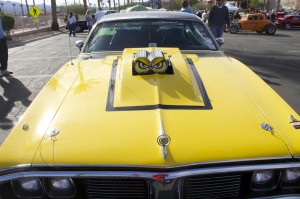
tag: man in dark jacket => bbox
[208,0,230,38]
[0,13,12,76]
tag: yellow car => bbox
[0,11,299,199]
[230,13,277,35]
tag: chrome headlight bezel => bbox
[281,168,300,189]
[250,170,280,191]
[44,177,76,198]
[11,177,44,198]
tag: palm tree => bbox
[43,0,46,15]
[112,0,116,10]
[277,0,281,10]
[97,0,100,9]
[83,0,87,12]
[25,0,30,16]
[51,0,59,30]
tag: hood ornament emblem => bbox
[157,135,171,146]
[157,122,171,160]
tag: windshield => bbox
[83,20,217,52]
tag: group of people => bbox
[67,8,107,37]
[180,0,230,38]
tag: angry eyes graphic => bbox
[132,50,173,75]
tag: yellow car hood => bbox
[1,48,299,168]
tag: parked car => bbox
[230,13,277,35]
[67,11,116,32]
[1,11,300,199]
[275,14,300,29]
[66,15,95,33]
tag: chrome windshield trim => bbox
[1,162,300,183]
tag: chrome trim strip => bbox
[0,156,292,174]
[2,162,300,183]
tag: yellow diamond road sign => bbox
[29,5,41,18]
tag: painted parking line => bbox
[4,75,53,79]
[261,43,289,45]
[11,56,73,61]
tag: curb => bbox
[7,27,68,48]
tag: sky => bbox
[2,0,103,6]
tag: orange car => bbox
[230,13,277,35]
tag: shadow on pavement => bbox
[0,75,32,130]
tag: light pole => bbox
[20,4,24,16]
[12,3,17,16]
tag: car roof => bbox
[247,13,264,16]
[98,11,201,23]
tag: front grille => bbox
[85,178,149,199]
[183,174,242,199]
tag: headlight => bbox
[19,178,42,192]
[11,178,44,198]
[45,178,76,198]
[281,168,300,189]
[252,170,274,184]
[282,168,300,183]
[251,170,279,191]
[50,178,73,190]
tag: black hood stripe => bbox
[106,58,212,111]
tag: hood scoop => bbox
[106,48,212,111]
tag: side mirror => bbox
[75,40,84,52]
[215,37,224,46]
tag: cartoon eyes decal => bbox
[139,62,148,69]
[134,61,150,74]
[132,50,173,75]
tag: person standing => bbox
[208,0,230,38]
[95,8,106,21]
[202,9,209,23]
[68,11,77,37]
[0,14,12,76]
[180,0,193,14]
[270,10,276,23]
[233,10,241,23]
[86,9,95,33]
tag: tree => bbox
[277,0,281,10]
[43,0,47,15]
[281,0,296,9]
[25,0,30,16]
[83,0,87,12]
[0,12,15,40]
[51,0,59,30]
[117,0,120,11]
